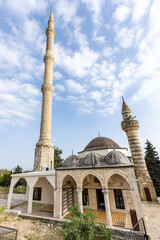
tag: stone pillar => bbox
[26,177,38,214]
[34,9,55,171]
[28,186,34,214]
[102,189,112,227]
[121,99,157,202]
[76,188,83,213]
[7,177,19,209]
[54,188,62,219]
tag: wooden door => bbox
[144,188,152,201]
[130,209,140,231]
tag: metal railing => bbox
[124,218,150,240]
[0,225,18,240]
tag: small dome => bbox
[62,155,80,167]
[84,137,120,151]
[78,153,102,167]
[104,150,131,165]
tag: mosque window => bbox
[114,189,125,209]
[83,189,89,206]
[33,187,42,201]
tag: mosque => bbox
[7,10,157,230]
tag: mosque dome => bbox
[104,150,131,165]
[62,155,80,167]
[84,137,120,151]
[78,153,102,167]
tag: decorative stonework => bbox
[41,83,54,94]
[121,119,139,132]
[43,54,55,64]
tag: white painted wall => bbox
[78,148,128,158]
[12,193,27,200]
[34,177,54,204]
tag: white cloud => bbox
[0,79,40,127]
[132,0,151,22]
[93,31,105,44]
[5,0,47,16]
[114,5,131,22]
[55,84,65,91]
[55,43,99,77]
[131,0,160,106]
[88,91,102,101]
[65,79,86,94]
[103,47,117,58]
[55,0,78,24]
[54,71,63,80]
[115,27,135,48]
[82,0,105,25]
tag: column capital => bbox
[102,189,109,194]
[76,188,83,193]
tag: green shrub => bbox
[62,204,113,240]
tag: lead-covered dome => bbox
[104,150,131,165]
[84,137,120,151]
[62,155,80,167]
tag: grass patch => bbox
[0,205,8,223]
[13,188,26,194]
[0,187,26,194]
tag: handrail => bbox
[124,218,149,240]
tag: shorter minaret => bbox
[34,9,55,171]
[121,98,157,201]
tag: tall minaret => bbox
[121,98,157,201]
[34,9,55,171]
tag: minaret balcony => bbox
[121,119,139,132]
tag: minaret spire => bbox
[121,99,157,202]
[49,8,54,21]
[34,10,55,171]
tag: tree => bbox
[1,171,11,187]
[13,165,22,174]
[144,140,160,196]
[54,147,63,168]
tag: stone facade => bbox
[54,167,144,228]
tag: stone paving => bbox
[142,202,160,240]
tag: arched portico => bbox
[62,175,77,216]
[7,171,56,217]
[107,173,136,229]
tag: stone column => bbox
[76,188,83,213]
[7,177,19,209]
[102,189,112,227]
[34,9,55,171]
[26,177,38,214]
[54,188,62,219]
[28,186,34,214]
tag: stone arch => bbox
[62,175,78,216]
[82,173,104,211]
[60,173,78,189]
[80,171,104,189]
[105,170,132,189]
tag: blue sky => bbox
[0,0,160,171]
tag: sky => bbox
[0,0,160,171]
